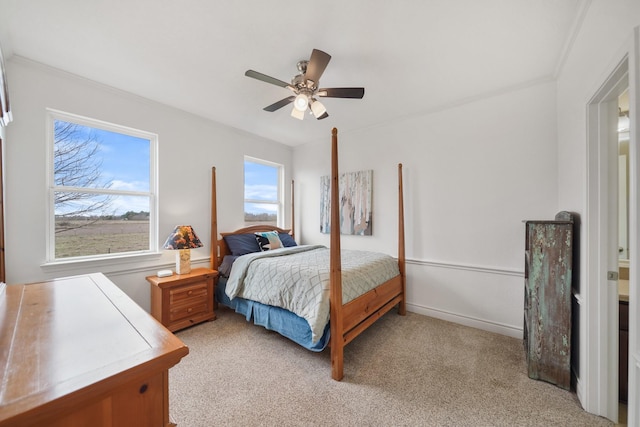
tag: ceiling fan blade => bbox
[264,96,295,112]
[304,49,331,85]
[318,87,365,99]
[245,70,290,88]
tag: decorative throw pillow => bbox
[278,233,297,247]
[255,231,283,251]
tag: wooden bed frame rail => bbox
[210,127,406,381]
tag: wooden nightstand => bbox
[147,267,217,332]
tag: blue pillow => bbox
[279,233,297,247]
[223,234,261,256]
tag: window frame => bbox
[45,109,159,263]
[243,156,284,228]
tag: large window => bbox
[244,157,283,227]
[47,110,157,261]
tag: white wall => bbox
[558,3,639,210]
[556,0,640,417]
[4,57,292,310]
[293,81,559,337]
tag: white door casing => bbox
[584,27,639,425]
[626,26,639,427]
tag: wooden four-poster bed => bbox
[210,128,406,380]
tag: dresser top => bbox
[0,273,188,425]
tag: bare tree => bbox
[54,121,113,232]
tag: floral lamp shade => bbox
[162,225,203,274]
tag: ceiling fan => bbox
[245,48,365,120]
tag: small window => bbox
[47,110,157,261]
[244,157,282,227]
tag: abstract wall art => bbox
[320,169,372,235]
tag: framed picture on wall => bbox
[320,170,373,235]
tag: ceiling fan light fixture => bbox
[293,93,309,111]
[291,106,305,120]
[310,98,327,118]
[245,48,365,120]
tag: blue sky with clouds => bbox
[55,121,150,216]
[244,160,278,214]
[93,128,150,215]
[55,120,280,217]
[95,128,150,191]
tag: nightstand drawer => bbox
[169,282,208,305]
[170,302,209,322]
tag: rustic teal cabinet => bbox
[524,211,574,390]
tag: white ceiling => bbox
[0,0,587,146]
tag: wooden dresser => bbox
[523,212,574,390]
[0,273,189,427]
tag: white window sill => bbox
[41,251,163,276]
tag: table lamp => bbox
[162,225,203,274]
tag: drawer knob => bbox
[139,383,148,394]
[187,308,192,313]
[188,290,193,295]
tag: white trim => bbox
[346,77,556,137]
[407,302,522,338]
[243,156,284,228]
[552,0,592,78]
[575,376,584,411]
[406,258,523,278]
[626,26,640,427]
[40,253,211,278]
[585,53,629,422]
[45,108,159,264]
[41,251,161,274]
[404,258,523,338]
[9,55,281,147]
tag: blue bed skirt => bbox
[215,277,330,352]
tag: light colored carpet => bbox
[169,308,612,426]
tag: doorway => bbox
[617,89,630,423]
[586,56,628,423]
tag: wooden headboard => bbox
[216,225,292,265]
[209,166,295,271]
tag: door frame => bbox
[586,56,626,423]
[626,27,639,427]
[585,27,639,424]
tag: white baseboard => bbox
[575,375,584,409]
[407,302,523,339]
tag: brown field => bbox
[56,220,150,258]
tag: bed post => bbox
[291,179,295,240]
[211,166,218,272]
[329,127,344,381]
[398,163,406,315]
